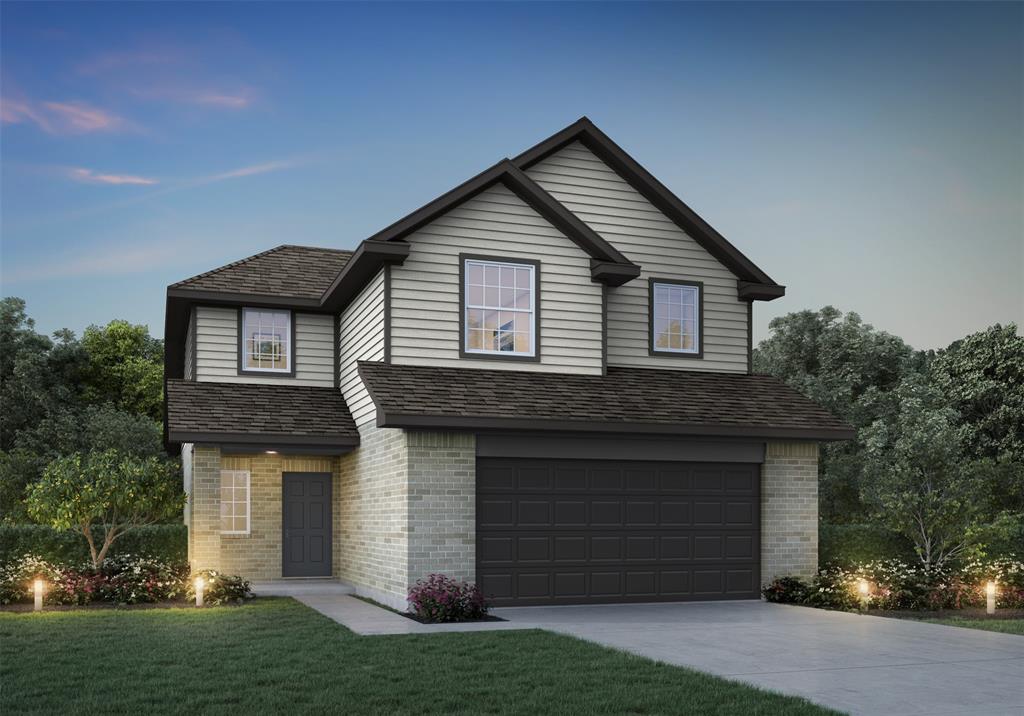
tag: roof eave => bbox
[319,239,411,313]
[375,411,855,442]
[738,280,786,302]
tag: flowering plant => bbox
[186,569,252,606]
[407,573,487,622]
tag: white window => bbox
[464,258,536,357]
[220,470,250,534]
[241,308,291,372]
[652,281,700,354]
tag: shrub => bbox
[0,524,187,565]
[0,555,70,605]
[187,569,252,606]
[99,555,190,604]
[818,523,916,566]
[762,576,810,604]
[407,573,487,622]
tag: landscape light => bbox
[986,581,997,615]
[33,579,44,612]
[857,579,870,596]
[195,577,205,607]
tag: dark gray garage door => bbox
[477,458,760,606]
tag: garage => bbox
[477,458,760,606]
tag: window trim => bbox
[237,307,297,377]
[458,253,541,363]
[648,277,704,359]
[219,469,251,536]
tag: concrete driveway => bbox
[491,601,1024,716]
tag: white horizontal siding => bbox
[526,141,750,374]
[389,183,603,374]
[194,307,335,386]
[338,269,385,426]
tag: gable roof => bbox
[513,117,785,297]
[357,362,853,441]
[358,159,641,289]
[171,244,353,301]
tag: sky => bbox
[1,1,1021,349]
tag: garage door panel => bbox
[477,459,759,605]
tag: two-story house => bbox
[164,118,852,609]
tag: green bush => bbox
[187,569,252,606]
[819,522,916,566]
[0,524,186,566]
[762,576,810,604]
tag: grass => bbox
[921,617,1024,635]
[0,597,837,715]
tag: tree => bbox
[860,377,993,570]
[754,307,922,521]
[25,450,184,568]
[80,320,164,420]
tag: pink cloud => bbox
[128,86,254,109]
[68,168,159,186]
[1,96,128,134]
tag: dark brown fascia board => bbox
[165,287,323,310]
[590,259,642,287]
[167,430,359,448]
[738,280,786,302]
[375,411,855,442]
[513,117,786,298]
[359,157,639,282]
[319,239,410,312]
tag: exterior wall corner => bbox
[761,441,819,585]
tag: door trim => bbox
[281,472,333,578]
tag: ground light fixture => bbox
[33,579,44,612]
[857,579,871,613]
[195,577,205,607]
[986,581,997,615]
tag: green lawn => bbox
[0,597,837,715]
[922,617,1024,635]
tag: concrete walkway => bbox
[491,601,1024,716]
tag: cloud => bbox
[76,50,185,76]
[200,159,304,183]
[128,86,254,109]
[67,168,159,186]
[1,96,128,134]
[3,240,182,283]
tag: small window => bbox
[651,280,701,355]
[463,258,537,357]
[241,308,291,372]
[220,470,250,534]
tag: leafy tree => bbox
[860,376,997,570]
[25,450,184,568]
[754,307,922,521]
[81,320,164,420]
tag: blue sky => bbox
[2,1,1021,348]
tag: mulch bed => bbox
[399,611,506,624]
[869,607,1024,621]
[1,600,249,613]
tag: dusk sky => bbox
[2,1,1021,349]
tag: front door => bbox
[282,472,332,577]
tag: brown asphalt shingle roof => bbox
[170,245,353,300]
[357,362,854,440]
[166,379,358,445]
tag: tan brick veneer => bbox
[761,442,819,585]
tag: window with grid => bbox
[464,259,536,356]
[652,281,700,354]
[242,308,291,372]
[220,470,250,534]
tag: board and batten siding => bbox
[194,306,335,386]
[389,183,603,375]
[526,141,750,374]
[338,269,386,426]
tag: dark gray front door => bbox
[282,472,332,577]
[476,459,760,606]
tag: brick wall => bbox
[336,425,409,608]
[761,441,819,584]
[406,431,476,589]
[187,447,340,581]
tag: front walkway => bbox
[257,585,1023,715]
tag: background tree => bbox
[860,376,998,570]
[25,449,184,568]
[80,320,164,420]
[754,306,921,521]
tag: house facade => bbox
[164,118,852,609]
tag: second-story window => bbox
[463,257,537,358]
[241,308,292,373]
[650,279,702,356]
